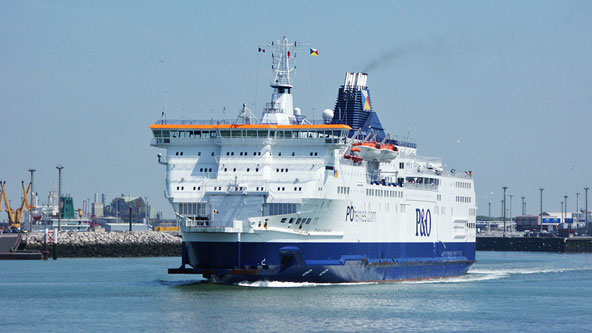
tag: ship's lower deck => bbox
[172,239,476,283]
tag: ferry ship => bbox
[152,37,476,283]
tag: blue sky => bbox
[1,1,591,218]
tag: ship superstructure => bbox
[151,37,476,283]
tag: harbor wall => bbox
[477,236,592,253]
[24,231,182,257]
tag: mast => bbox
[260,36,308,125]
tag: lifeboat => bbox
[352,141,399,162]
[353,141,381,161]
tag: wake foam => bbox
[236,281,378,288]
[470,266,592,276]
[406,266,592,284]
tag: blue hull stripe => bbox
[183,241,476,283]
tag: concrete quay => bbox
[477,236,592,253]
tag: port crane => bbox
[0,181,32,230]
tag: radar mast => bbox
[259,36,308,125]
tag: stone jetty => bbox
[25,231,182,257]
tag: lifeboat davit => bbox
[352,141,399,162]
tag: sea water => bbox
[1,252,591,332]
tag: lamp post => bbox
[564,195,568,226]
[576,192,580,218]
[488,202,491,234]
[509,194,513,232]
[144,197,149,224]
[521,196,525,216]
[503,186,508,237]
[56,165,64,231]
[585,187,589,234]
[539,188,544,233]
[561,200,564,232]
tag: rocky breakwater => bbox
[25,231,182,257]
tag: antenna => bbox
[161,59,168,122]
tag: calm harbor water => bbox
[1,252,591,332]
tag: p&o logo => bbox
[415,208,432,237]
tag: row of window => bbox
[275,186,302,192]
[175,151,214,157]
[178,202,209,216]
[176,185,269,192]
[338,186,350,194]
[224,167,259,172]
[263,203,299,216]
[406,177,440,185]
[366,188,404,198]
[280,217,319,225]
[153,129,346,139]
[177,186,204,191]
[455,181,472,189]
[174,151,320,158]
[456,196,472,203]
[226,151,263,156]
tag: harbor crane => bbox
[0,181,32,230]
